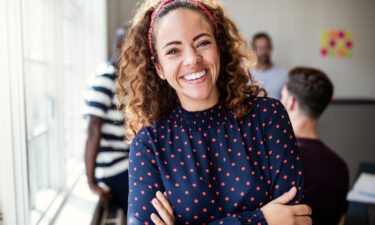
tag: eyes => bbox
[166,40,212,56]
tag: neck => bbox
[179,87,220,112]
[291,115,319,140]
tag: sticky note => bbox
[330,30,338,39]
[329,49,336,56]
[322,30,329,38]
[338,30,345,39]
[321,39,329,47]
[321,48,328,57]
[346,40,353,48]
[346,50,353,57]
[337,40,345,48]
[329,39,336,47]
[320,29,353,58]
[338,48,346,57]
[346,31,353,40]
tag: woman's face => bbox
[153,8,220,110]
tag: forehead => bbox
[254,37,270,46]
[154,8,214,44]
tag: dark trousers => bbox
[97,170,129,211]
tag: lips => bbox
[182,70,207,81]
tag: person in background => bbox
[250,32,288,100]
[83,26,129,210]
[281,67,349,225]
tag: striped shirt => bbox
[83,62,129,179]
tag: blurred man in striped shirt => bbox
[83,27,129,210]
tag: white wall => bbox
[108,0,375,99]
[107,0,139,58]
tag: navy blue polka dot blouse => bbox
[128,97,304,225]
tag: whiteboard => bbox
[220,0,375,99]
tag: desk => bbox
[345,163,375,225]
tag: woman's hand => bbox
[261,187,312,225]
[151,191,176,225]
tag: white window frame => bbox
[0,0,108,224]
[0,0,30,224]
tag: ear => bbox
[289,95,296,111]
[152,56,165,80]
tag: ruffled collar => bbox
[169,99,231,131]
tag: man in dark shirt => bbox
[280,67,349,225]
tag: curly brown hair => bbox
[118,0,266,140]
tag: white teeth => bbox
[183,70,206,81]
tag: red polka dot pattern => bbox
[127,97,304,224]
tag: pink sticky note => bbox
[338,30,345,39]
[346,40,353,48]
[330,39,336,47]
[321,48,328,57]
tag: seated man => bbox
[281,67,349,225]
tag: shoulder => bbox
[95,62,117,77]
[245,97,290,131]
[131,117,171,146]
[130,127,152,151]
[272,64,288,73]
[87,62,117,88]
[249,96,286,114]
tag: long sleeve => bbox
[207,99,304,225]
[207,209,266,225]
[262,99,304,204]
[127,129,165,225]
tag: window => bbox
[0,0,107,224]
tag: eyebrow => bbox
[162,33,212,49]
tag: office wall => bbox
[317,103,375,185]
[221,0,375,99]
[107,0,375,99]
[107,0,139,58]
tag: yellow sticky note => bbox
[337,40,345,48]
[321,39,329,47]
[321,30,329,38]
[346,31,353,40]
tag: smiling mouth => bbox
[182,70,207,81]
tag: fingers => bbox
[295,215,313,225]
[290,204,312,216]
[91,185,113,204]
[157,191,174,216]
[152,195,174,225]
[270,186,297,204]
[151,213,166,225]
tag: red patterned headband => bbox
[148,0,219,57]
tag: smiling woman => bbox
[117,0,312,225]
[153,8,221,111]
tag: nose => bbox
[183,46,202,66]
